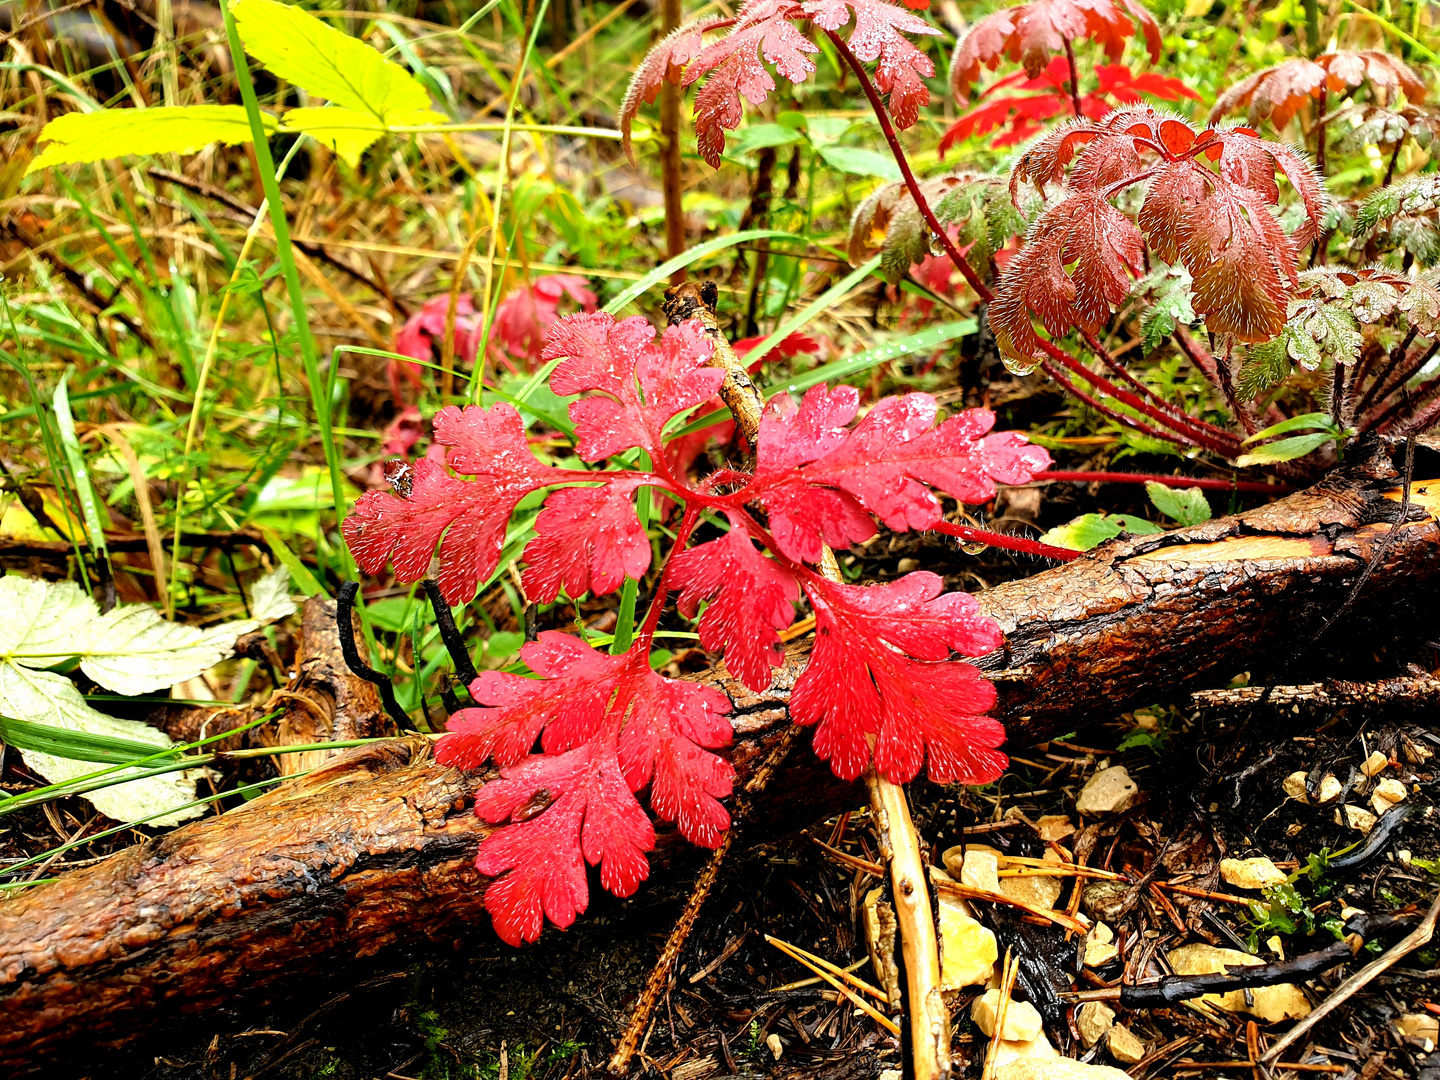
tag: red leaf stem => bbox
[928,519,1080,560]
[824,28,995,304]
[1038,357,1199,451]
[1035,470,1294,493]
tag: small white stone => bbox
[1085,940,1119,967]
[971,989,1044,1042]
[896,557,920,574]
[1077,1001,1116,1047]
[1077,766,1139,815]
[1282,771,1310,802]
[1361,750,1391,777]
[1108,1023,1146,1065]
[989,1034,1059,1069]
[1315,774,1342,803]
[1374,777,1408,804]
[959,849,1001,893]
[1220,857,1288,890]
[766,1033,783,1060]
[1395,1013,1440,1043]
[1335,804,1378,834]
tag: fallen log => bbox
[3,449,1440,1070]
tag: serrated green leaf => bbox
[1234,431,1334,466]
[27,105,268,174]
[282,106,386,167]
[1237,339,1292,399]
[1285,301,1361,370]
[1145,481,1212,526]
[231,0,437,126]
[1038,512,1164,551]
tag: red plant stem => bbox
[1375,372,1440,433]
[1035,471,1294,494]
[1038,357,1198,450]
[1315,83,1328,178]
[1173,328,1282,429]
[929,519,1080,562]
[1039,340,1241,454]
[1062,38,1083,117]
[1356,331,1425,420]
[1083,330,1235,440]
[1361,342,1440,431]
[1383,134,1406,187]
[824,29,993,304]
[1391,379,1440,434]
[637,503,702,644]
[1330,362,1348,430]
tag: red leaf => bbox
[802,0,941,129]
[733,330,822,371]
[621,15,737,162]
[1208,51,1427,131]
[390,294,481,405]
[544,313,724,461]
[791,572,1007,784]
[522,477,653,602]
[491,274,597,370]
[344,404,571,604]
[450,637,735,942]
[951,0,1161,102]
[670,513,801,692]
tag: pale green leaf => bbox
[231,0,435,125]
[1145,482,1212,526]
[1243,411,1336,445]
[816,145,902,181]
[27,105,268,174]
[0,666,202,826]
[1039,513,1164,551]
[1234,431,1334,466]
[248,567,298,624]
[1237,339,1292,399]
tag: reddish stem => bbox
[824,29,993,304]
[1392,380,1440,434]
[1039,340,1241,454]
[1038,357,1197,450]
[929,520,1080,562]
[1035,471,1294,494]
[1376,373,1440,433]
[1062,38,1083,118]
[637,503,702,645]
[1356,334,1429,423]
[1083,330,1235,440]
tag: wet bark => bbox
[3,449,1439,1069]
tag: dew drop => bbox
[927,231,945,258]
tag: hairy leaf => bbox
[1209,51,1428,131]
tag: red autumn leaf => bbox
[442,635,734,944]
[669,513,801,692]
[544,313,724,461]
[521,477,653,603]
[491,274,598,370]
[1209,50,1427,131]
[621,15,738,161]
[790,571,1007,784]
[344,404,573,604]
[733,330,823,371]
[390,293,482,405]
[802,0,941,129]
[951,0,1161,102]
[1094,63,1200,104]
[989,192,1145,364]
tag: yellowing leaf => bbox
[282,106,385,167]
[27,105,269,174]
[231,0,436,125]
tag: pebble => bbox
[937,896,998,989]
[1165,944,1312,1022]
[1082,880,1131,924]
[1077,1001,1116,1047]
[1374,777,1408,805]
[1395,1013,1440,1046]
[896,558,920,574]
[994,1061,1133,1080]
[1315,774,1342,803]
[955,848,1001,892]
[1000,861,1065,911]
[1282,771,1310,802]
[1335,804,1378,834]
[1085,921,1118,967]
[1219,857,1288,890]
[990,1034,1059,1069]
[1108,1024,1146,1065]
[1361,750,1391,777]
[1037,814,1076,841]
[1076,766,1139,815]
[971,989,1044,1042]
[766,1033,783,1060]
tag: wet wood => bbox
[3,454,1440,1069]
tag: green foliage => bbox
[1039,513,1165,551]
[28,106,271,174]
[1145,482,1212,526]
[1235,412,1345,467]
[1138,265,1197,354]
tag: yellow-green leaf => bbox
[231,0,436,125]
[26,105,269,174]
[281,106,385,167]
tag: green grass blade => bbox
[602,230,803,315]
[51,373,110,564]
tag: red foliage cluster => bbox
[991,110,1327,364]
[621,0,941,167]
[345,312,1051,943]
[950,0,1161,101]
[1210,50,1427,129]
[940,57,1200,152]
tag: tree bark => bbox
[3,449,1439,1069]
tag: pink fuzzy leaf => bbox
[792,572,1007,784]
[621,15,737,162]
[669,513,801,692]
[522,477,653,603]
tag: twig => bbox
[764,936,902,1035]
[335,582,414,731]
[423,580,479,686]
[981,950,1019,1080]
[1261,889,1440,1063]
[933,878,1088,933]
